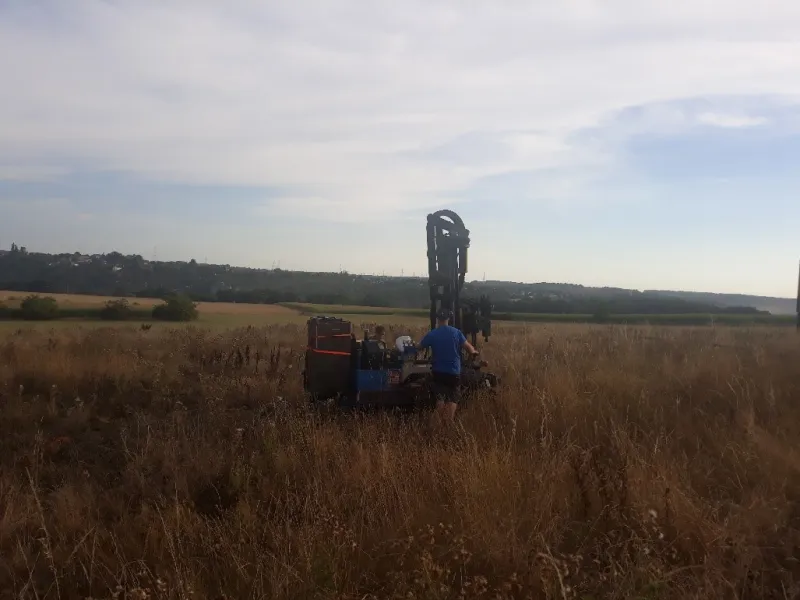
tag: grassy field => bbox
[283,301,796,326]
[0,291,167,309]
[1,318,799,598]
[0,291,296,316]
[0,291,302,329]
[2,292,795,328]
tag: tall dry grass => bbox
[1,322,799,599]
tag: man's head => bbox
[374,325,385,340]
[436,308,452,326]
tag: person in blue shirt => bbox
[418,309,479,425]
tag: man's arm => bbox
[457,330,478,356]
[462,339,478,356]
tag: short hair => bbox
[375,325,385,335]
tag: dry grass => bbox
[0,292,166,310]
[1,321,799,599]
[0,291,297,316]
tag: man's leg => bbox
[430,398,446,429]
[429,400,456,430]
[433,373,460,426]
[429,373,449,429]
[441,400,458,422]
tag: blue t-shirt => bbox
[419,325,467,375]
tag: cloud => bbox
[0,165,69,182]
[0,197,74,213]
[2,0,800,221]
[695,113,768,128]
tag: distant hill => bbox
[0,245,794,316]
[645,290,796,315]
[466,280,797,315]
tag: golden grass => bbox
[1,321,799,598]
[0,291,297,315]
[0,291,166,309]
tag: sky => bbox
[1,1,800,297]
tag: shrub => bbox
[100,298,134,320]
[152,294,199,322]
[19,294,59,320]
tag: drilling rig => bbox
[302,209,500,409]
[426,209,492,346]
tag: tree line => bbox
[0,247,769,315]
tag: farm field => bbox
[1,291,795,328]
[1,319,799,599]
[0,291,297,316]
[0,291,304,329]
[283,301,796,327]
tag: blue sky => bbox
[1,1,800,297]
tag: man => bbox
[371,325,387,349]
[418,309,479,426]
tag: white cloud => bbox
[696,113,768,128]
[2,0,800,216]
[0,165,69,182]
[0,197,74,213]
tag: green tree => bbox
[152,294,199,322]
[19,295,59,320]
[100,298,134,320]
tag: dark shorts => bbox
[431,371,461,404]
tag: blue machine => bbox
[344,336,432,407]
[355,338,420,390]
[302,209,500,410]
[356,369,392,392]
